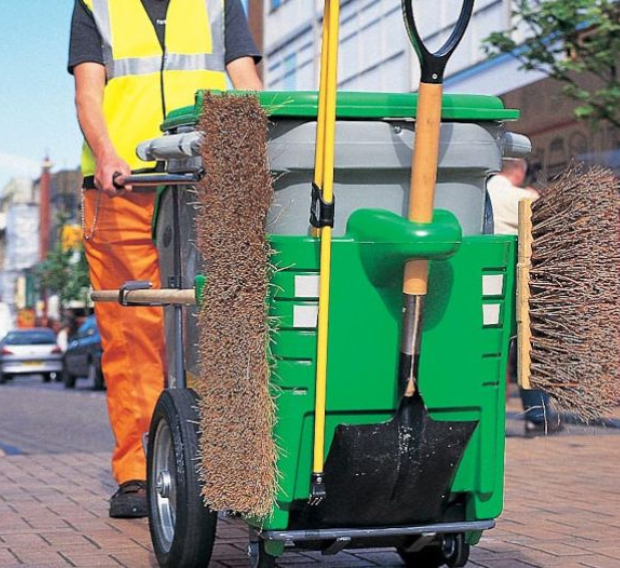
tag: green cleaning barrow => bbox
[122,91,530,568]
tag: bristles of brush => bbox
[194,93,278,517]
[528,164,620,420]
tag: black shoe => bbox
[525,419,563,438]
[109,480,148,518]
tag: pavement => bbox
[0,377,619,568]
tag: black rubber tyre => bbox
[248,539,277,568]
[443,534,469,568]
[147,389,217,568]
[397,546,445,568]
[0,369,6,385]
[90,360,105,391]
[62,366,76,389]
[42,373,51,383]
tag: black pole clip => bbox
[119,280,153,306]
[310,183,335,229]
[309,472,327,505]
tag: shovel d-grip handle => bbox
[401,0,475,85]
[401,0,474,296]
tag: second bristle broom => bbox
[517,164,620,421]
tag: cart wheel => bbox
[248,539,277,568]
[147,389,217,568]
[397,545,444,568]
[442,534,469,568]
[89,360,105,391]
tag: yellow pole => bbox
[313,0,330,193]
[311,0,340,489]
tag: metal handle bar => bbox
[112,171,203,190]
[401,0,475,83]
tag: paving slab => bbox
[0,425,618,568]
[0,382,618,567]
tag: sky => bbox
[0,1,81,191]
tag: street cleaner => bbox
[68,0,263,518]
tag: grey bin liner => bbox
[266,119,505,237]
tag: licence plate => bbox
[23,361,43,366]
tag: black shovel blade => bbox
[301,394,478,528]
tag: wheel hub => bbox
[156,471,173,499]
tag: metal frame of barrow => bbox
[259,520,495,545]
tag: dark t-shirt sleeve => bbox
[224,0,262,65]
[67,0,104,74]
[68,0,262,74]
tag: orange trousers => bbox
[83,189,165,484]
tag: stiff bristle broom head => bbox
[518,164,620,421]
[194,93,277,518]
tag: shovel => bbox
[305,0,478,528]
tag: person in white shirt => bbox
[486,159,539,235]
[487,159,562,437]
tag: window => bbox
[283,53,297,90]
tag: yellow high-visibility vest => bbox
[81,0,227,175]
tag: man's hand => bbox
[94,151,133,197]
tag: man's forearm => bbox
[76,92,117,162]
[74,63,118,163]
[227,56,263,91]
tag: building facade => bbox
[0,164,83,327]
[262,0,619,178]
[263,0,538,94]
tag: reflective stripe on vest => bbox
[80,0,226,175]
[107,53,226,79]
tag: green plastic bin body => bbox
[155,91,519,537]
[264,228,515,534]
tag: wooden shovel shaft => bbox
[517,199,534,390]
[404,82,443,297]
[91,288,196,305]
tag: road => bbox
[0,374,113,456]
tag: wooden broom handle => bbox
[404,82,443,296]
[517,199,533,390]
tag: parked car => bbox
[63,315,104,390]
[0,328,63,384]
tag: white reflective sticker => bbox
[483,274,504,296]
[295,275,320,298]
[293,305,319,328]
[483,304,501,326]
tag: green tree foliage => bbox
[484,0,620,128]
[35,222,91,308]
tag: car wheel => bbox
[0,369,6,385]
[91,360,105,391]
[42,373,51,383]
[148,389,217,568]
[62,366,76,389]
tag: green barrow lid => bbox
[162,90,519,131]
